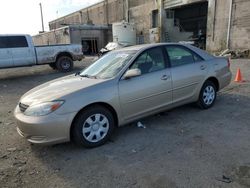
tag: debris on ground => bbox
[7,147,17,152]
[215,175,233,183]
[13,160,27,167]
[219,49,230,57]
[137,122,146,129]
[218,49,250,59]
[132,149,137,153]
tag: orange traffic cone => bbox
[234,68,243,82]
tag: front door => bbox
[119,47,172,121]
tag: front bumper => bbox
[14,106,76,145]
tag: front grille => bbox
[19,103,29,113]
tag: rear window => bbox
[165,46,203,67]
[0,36,28,48]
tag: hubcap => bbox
[203,86,215,105]
[82,114,109,143]
[61,59,70,69]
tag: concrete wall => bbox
[49,0,125,30]
[33,26,112,51]
[230,0,250,50]
[46,0,250,52]
[70,28,112,51]
[129,1,157,44]
[207,0,250,52]
[33,27,71,46]
[206,0,230,52]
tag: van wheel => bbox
[197,80,217,109]
[72,105,115,148]
[56,56,73,72]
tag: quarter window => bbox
[165,46,203,67]
[130,47,165,75]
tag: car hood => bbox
[20,75,105,106]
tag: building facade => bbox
[34,0,250,52]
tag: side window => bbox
[166,46,202,67]
[0,37,9,48]
[8,36,28,48]
[130,47,165,75]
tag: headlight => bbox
[24,101,64,116]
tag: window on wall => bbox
[152,10,159,28]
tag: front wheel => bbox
[72,105,115,148]
[197,81,217,109]
[56,56,73,72]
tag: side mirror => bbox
[123,68,141,79]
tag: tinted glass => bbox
[166,46,195,67]
[0,37,9,48]
[9,36,28,48]
[0,36,28,48]
[166,46,204,67]
[130,47,165,75]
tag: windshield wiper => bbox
[79,74,98,79]
[75,71,80,76]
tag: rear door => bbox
[118,47,172,121]
[0,36,13,68]
[9,36,35,66]
[165,45,208,103]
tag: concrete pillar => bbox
[158,0,165,42]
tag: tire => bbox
[197,80,217,109]
[72,105,115,148]
[49,63,57,70]
[56,56,73,72]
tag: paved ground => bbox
[0,57,250,188]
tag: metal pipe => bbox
[39,3,45,32]
[212,0,217,41]
[106,0,109,24]
[226,0,233,49]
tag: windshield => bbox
[80,51,135,79]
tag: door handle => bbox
[200,65,207,70]
[161,75,170,80]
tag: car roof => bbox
[0,34,29,37]
[115,43,214,61]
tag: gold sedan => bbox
[14,43,232,147]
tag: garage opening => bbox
[81,38,98,55]
[165,1,208,49]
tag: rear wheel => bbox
[72,105,115,148]
[56,56,73,72]
[197,80,217,109]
